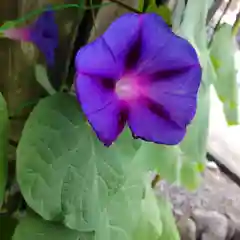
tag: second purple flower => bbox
[3,8,58,65]
[75,13,202,146]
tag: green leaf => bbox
[133,143,180,183]
[180,0,210,49]
[179,0,215,86]
[133,215,159,240]
[0,21,16,31]
[133,193,180,240]
[210,23,239,125]
[132,184,161,240]
[0,93,8,207]
[142,180,162,236]
[138,0,152,12]
[34,64,56,95]
[180,86,210,164]
[17,93,144,238]
[178,59,214,182]
[138,0,145,12]
[13,212,92,240]
[157,197,180,240]
[175,0,217,181]
[132,142,201,190]
[176,65,214,187]
[172,0,185,31]
[146,5,172,25]
[0,215,18,240]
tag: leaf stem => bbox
[214,0,233,32]
[151,174,161,188]
[232,10,240,36]
[209,0,234,45]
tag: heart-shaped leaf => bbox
[17,93,144,239]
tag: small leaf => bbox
[138,0,145,12]
[157,197,180,240]
[0,21,16,31]
[34,64,56,95]
[133,142,201,190]
[146,5,172,25]
[0,93,8,207]
[138,0,151,12]
[180,87,210,164]
[179,0,215,86]
[133,193,180,240]
[13,212,92,240]
[172,0,185,31]
[142,180,162,236]
[180,0,210,48]
[176,0,217,180]
[223,100,239,125]
[210,23,239,125]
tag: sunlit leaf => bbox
[13,212,92,240]
[179,0,215,85]
[34,64,56,95]
[142,180,162,236]
[180,0,211,50]
[132,183,161,240]
[17,93,144,239]
[0,21,16,31]
[138,0,145,12]
[0,93,8,207]
[132,142,201,190]
[133,192,180,240]
[210,23,239,125]
[180,87,210,165]
[176,0,216,179]
[157,197,180,240]
[172,0,185,31]
[146,4,172,25]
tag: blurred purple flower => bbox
[3,8,58,65]
[75,13,202,146]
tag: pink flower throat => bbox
[115,76,142,100]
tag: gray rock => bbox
[201,232,224,240]
[177,217,196,240]
[192,209,228,240]
[232,229,240,240]
[226,214,240,240]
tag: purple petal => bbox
[102,13,140,73]
[30,8,58,65]
[146,65,201,128]
[75,13,141,79]
[135,13,200,75]
[75,74,126,146]
[75,37,120,79]
[127,99,185,145]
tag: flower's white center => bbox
[116,77,139,100]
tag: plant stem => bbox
[214,0,233,32]
[109,0,142,13]
[232,10,240,36]
[209,0,234,45]
[151,174,161,188]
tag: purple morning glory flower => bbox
[75,13,201,146]
[3,8,58,65]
